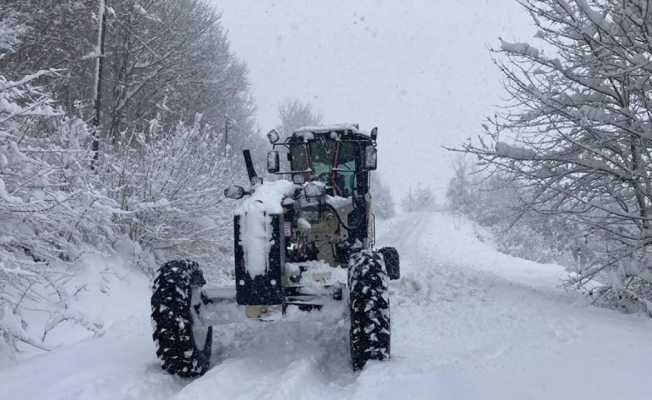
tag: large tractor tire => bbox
[348,250,391,370]
[151,260,212,377]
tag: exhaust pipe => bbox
[242,150,259,184]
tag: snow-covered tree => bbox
[401,185,437,213]
[0,0,258,359]
[446,156,475,216]
[371,173,396,219]
[0,15,117,356]
[100,0,255,143]
[102,114,241,277]
[445,160,589,266]
[455,0,652,313]
[1,0,256,152]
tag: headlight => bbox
[304,182,326,198]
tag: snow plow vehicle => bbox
[150,124,400,377]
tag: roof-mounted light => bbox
[370,127,378,141]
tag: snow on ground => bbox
[40,252,151,346]
[2,212,652,400]
[0,251,150,370]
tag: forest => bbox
[0,0,264,354]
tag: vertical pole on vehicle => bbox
[243,150,258,183]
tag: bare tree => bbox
[446,156,474,215]
[401,185,436,213]
[1,0,255,150]
[371,173,396,219]
[276,99,322,136]
[453,0,652,313]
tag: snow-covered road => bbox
[2,212,652,400]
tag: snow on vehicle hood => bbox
[234,180,296,216]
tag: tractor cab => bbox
[265,124,378,198]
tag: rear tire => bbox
[348,250,391,370]
[151,260,212,378]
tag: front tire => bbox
[151,260,212,377]
[348,250,391,370]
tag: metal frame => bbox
[268,130,376,177]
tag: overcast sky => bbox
[215,0,534,199]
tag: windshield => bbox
[333,141,357,196]
[290,144,309,171]
[309,137,337,177]
[289,137,359,196]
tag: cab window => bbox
[309,138,336,178]
[289,138,360,197]
[333,141,357,196]
[289,144,309,171]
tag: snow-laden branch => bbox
[0,69,59,92]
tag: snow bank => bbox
[1,252,149,366]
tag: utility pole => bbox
[224,116,229,158]
[91,0,108,170]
